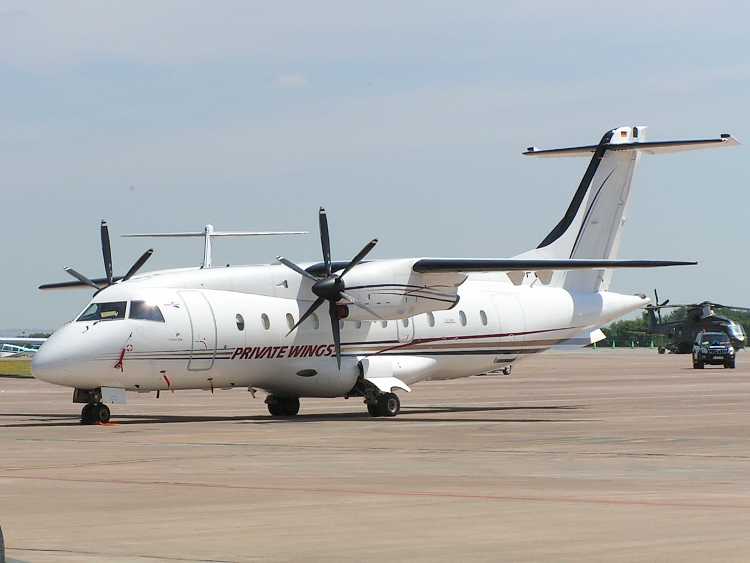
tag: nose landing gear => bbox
[74,388,112,425]
[81,403,111,425]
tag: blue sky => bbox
[2,1,748,328]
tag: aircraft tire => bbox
[367,402,380,417]
[94,404,111,424]
[378,392,400,417]
[80,403,94,424]
[267,396,300,416]
[283,397,300,416]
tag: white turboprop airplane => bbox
[32,126,738,424]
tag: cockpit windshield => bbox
[129,300,165,322]
[729,322,746,340]
[702,332,729,346]
[77,301,127,322]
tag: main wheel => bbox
[367,402,380,417]
[282,397,300,416]
[267,396,300,416]
[658,347,666,355]
[502,365,512,376]
[377,392,400,417]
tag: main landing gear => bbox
[266,395,300,417]
[366,392,400,418]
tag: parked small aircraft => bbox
[645,290,748,353]
[32,126,738,423]
[0,338,46,358]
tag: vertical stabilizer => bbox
[515,126,737,292]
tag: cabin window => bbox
[129,301,165,323]
[402,318,409,328]
[354,320,362,329]
[459,310,467,326]
[77,301,127,322]
[381,320,388,328]
[480,310,488,326]
[310,313,320,330]
[427,312,435,327]
[261,313,270,330]
[236,314,245,331]
[286,313,295,331]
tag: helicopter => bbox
[644,290,749,353]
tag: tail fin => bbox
[516,126,738,292]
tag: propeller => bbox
[276,207,378,369]
[62,220,154,293]
[652,289,670,323]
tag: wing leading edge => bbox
[412,258,696,273]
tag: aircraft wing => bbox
[412,258,695,285]
[412,258,696,273]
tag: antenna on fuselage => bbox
[122,224,308,268]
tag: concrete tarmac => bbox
[1,350,749,562]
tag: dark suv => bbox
[693,331,736,369]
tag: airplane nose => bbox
[32,334,72,385]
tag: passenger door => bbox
[179,290,217,371]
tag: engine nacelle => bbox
[339,259,465,320]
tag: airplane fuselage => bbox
[33,265,646,397]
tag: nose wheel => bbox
[81,403,111,424]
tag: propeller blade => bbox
[318,207,332,277]
[122,249,154,281]
[339,239,378,278]
[63,267,101,290]
[100,220,113,286]
[329,300,342,369]
[339,291,383,320]
[277,256,319,282]
[286,297,326,336]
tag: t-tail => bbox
[515,126,738,292]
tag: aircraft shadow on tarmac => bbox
[0,405,586,428]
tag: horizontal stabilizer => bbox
[122,231,308,237]
[524,133,738,158]
[412,258,696,273]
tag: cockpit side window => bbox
[129,300,166,322]
[77,301,127,322]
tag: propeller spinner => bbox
[277,208,378,369]
[63,220,154,293]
